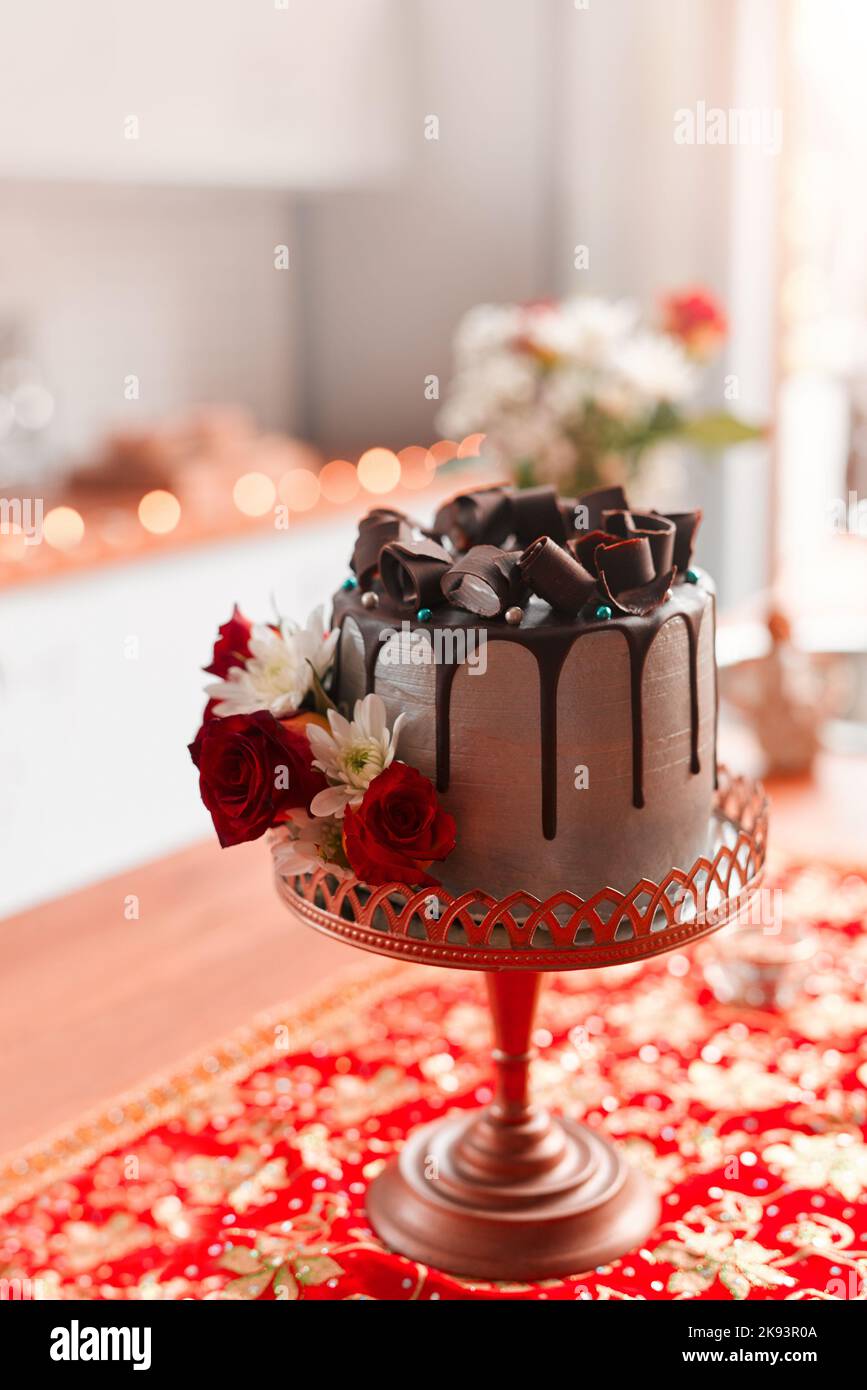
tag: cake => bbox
[332,481,716,900]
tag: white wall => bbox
[0,0,408,188]
[0,183,301,463]
[547,0,778,603]
[295,0,557,453]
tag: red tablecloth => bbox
[3,860,867,1301]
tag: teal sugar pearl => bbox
[594,604,613,621]
[416,607,433,622]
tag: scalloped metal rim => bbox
[273,769,767,973]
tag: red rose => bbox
[204,605,253,678]
[343,762,456,887]
[189,710,326,847]
[662,288,727,359]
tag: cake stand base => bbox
[277,774,768,1281]
[368,1107,657,1282]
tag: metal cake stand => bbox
[274,769,768,1280]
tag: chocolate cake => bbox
[333,482,716,900]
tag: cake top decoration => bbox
[349,482,701,623]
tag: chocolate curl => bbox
[379,538,452,612]
[558,497,580,538]
[509,485,567,546]
[351,509,413,589]
[433,485,513,551]
[441,545,527,618]
[519,535,597,617]
[574,484,629,532]
[596,537,674,616]
[603,509,676,577]
[567,529,616,576]
[654,509,702,573]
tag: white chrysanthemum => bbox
[270,815,348,879]
[307,693,404,819]
[206,606,337,718]
[612,332,697,407]
[453,303,524,366]
[540,364,595,424]
[527,297,637,365]
[436,352,539,438]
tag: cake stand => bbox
[274,769,767,1281]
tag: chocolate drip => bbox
[618,626,649,810]
[534,637,577,839]
[332,582,710,833]
[434,660,459,793]
[363,629,386,694]
[679,609,703,776]
[331,610,388,701]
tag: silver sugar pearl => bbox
[361,590,379,609]
[664,588,674,603]
[505,606,524,626]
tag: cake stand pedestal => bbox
[275,770,767,1281]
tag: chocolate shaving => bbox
[604,509,676,577]
[509,485,567,546]
[351,508,413,589]
[558,497,580,538]
[379,538,452,612]
[519,536,597,617]
[567,529,616,576]
[441,545,527,618]
[574,484,629,533]
[596,537,674,616]
[433,485,513,551]
[654,509,702,574]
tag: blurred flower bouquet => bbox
[438,289,762,495]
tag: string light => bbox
[457,432,486,458]
[278,468,321,511]
[425,439,460,470]
[357,447,401,494]
[319,459,359,504]
[138,490,181,534]
[232,473,276,517]
[43,506,85,549]
[397,445,436,491]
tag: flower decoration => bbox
[204,604,254,679]
[205,607,337,719]
[271,811,350,880]
[342,761,457,887]
[193,598,458,887]
[307,694,405,819]
[189,710,327,848]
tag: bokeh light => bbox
[425,439,460,469]
[278,468,321,511]
[232,472,276,517]
[397,445,436,491]
[138,490,182,534]
[43,506,85,550]
[319,459,360,504]
[457,432,486,458]
[357,447,401,494]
